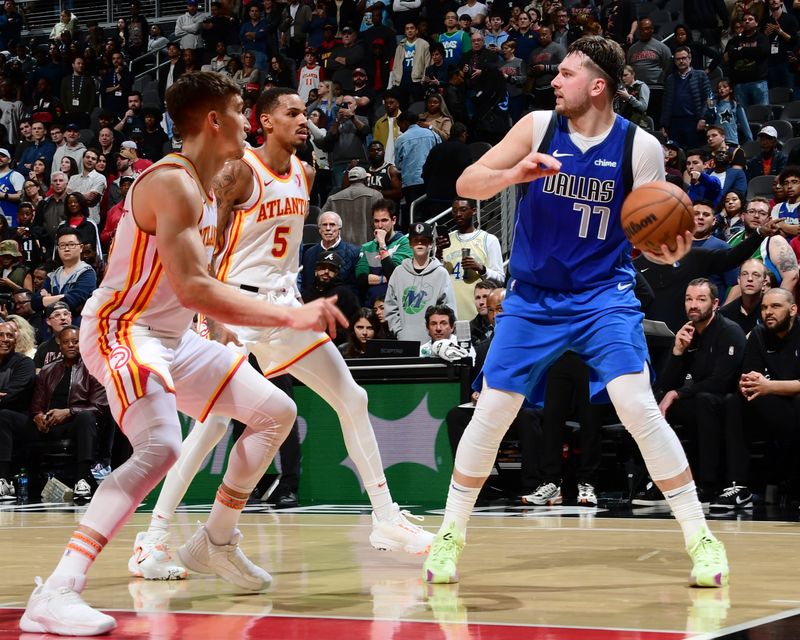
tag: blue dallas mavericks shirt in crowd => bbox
[510,113,637,292]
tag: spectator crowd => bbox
[0,0,796,510]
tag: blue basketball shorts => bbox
[480,278,650,406]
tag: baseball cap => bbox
[304,46,316,55]
[262,75,277,85]
[316,251,342,269]
[353,67,367,76]
[757,125,778,138]
[45,301,71,319]
[663,139,681,151]
[121,140,137,150]
[0,239,20,257]
[409,222,434,240]
[119,175,135,184]
[186,0,198,5]
[347,166,368,181]
[341,26,355,34]
[0,148,10,159]
[65,123,80,132]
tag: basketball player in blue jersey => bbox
[423,36,730,588]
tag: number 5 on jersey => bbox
[272,226,291,258]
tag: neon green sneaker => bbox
[423,522,465,584]
[687,526,729,587]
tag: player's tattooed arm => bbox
[213,159,242,237]
[773,240,799,291]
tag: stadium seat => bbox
[746,104,772,132]
[768,87,793,105]
[741,139,761,158]
[79,129,94,146]
[782,137,800,158]
[746,175,775,200]
[780,101,800,133]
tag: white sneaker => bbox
[369,503,435,555]
[521,482,562,506]
[73,479,92,500]
[177,525,271,591]
[128,531,187,580]
[577,482,598,507]
[19,576,117,636]
[0,477,15,500]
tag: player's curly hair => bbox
[567,36,625,99]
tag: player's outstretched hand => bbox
[758,218,782,237]
[290,296,348,339]
[641,230,693,265]
[507,152,561,185]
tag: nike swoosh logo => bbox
[617,282,632,290]
[640,268,649,273]
[736,495,750,504]
[552,150,573,158]
[264,179,274,187]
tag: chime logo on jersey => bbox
[256,196,307,222]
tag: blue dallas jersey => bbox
[509,113,638,292]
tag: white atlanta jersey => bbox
[215,148,309,295]
[82,153,218,338]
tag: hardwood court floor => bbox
[0,504,799,639]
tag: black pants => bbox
[232,372,300,495]
[666,392,743,491]
[539,352,603,486]
[728,393,800,494]
[0,408,97,483]
[446,405,542,493]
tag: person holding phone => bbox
[435,197,504,320]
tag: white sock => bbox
[148,512,170,536]
[47,531,104,587]
[663,481,707,546]
[441,479,480,535]
[365,477,394,521]
[205,486,248,545]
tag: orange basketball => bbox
[621,181,694,254]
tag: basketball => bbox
[621,181,694,254]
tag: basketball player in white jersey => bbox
[20,73,346,636]
[128,87,434,582]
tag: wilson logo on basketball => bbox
[109,345,132,370]
[623,213,657,237]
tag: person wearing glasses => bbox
[30,228,97,324]
[660,46,711,149]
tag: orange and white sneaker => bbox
[370,503,435,555]
[128,531,187,581]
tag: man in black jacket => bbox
[301,252,360,341]
[732,288,800,505]
[657,279,747,505]
[29,326,108,500]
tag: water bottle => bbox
[15,469,28,503]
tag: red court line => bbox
[1,609,694,639]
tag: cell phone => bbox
[461,247,471,259]
[436,225,451,248]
